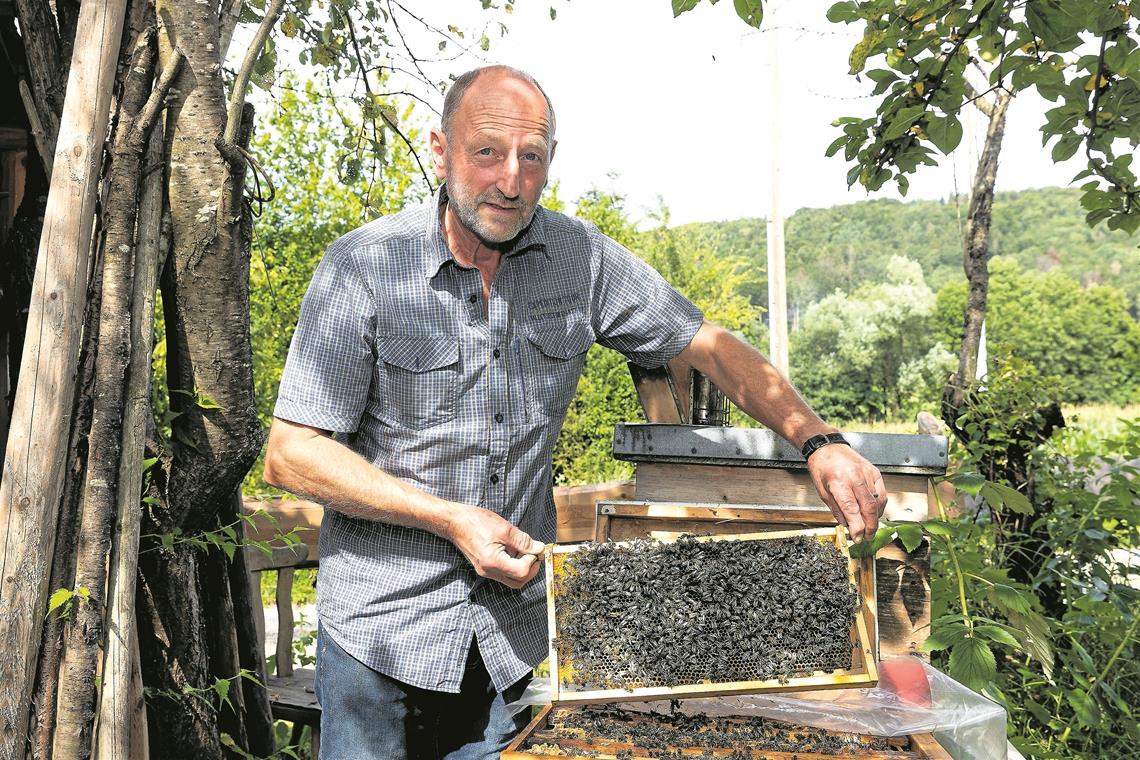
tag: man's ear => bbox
[429,127,448,181]
[549,139,558,165]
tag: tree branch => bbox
[134,49,183,141]
[222,0,285,147]
[962,79,998,117]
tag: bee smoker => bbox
[690,369,730,426]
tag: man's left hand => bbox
[806,445,888,542]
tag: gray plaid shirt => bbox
[274,185,703,693]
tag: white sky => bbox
[247,0,1089,226]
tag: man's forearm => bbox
[679,321,835,448]
[263,418,457,538]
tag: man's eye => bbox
[477,148,494,156]
[523,152,541,162]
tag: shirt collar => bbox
[423,183,548,280]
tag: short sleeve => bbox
[273,243,376,433]
[589,226,704,368]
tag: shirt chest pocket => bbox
[376,335,460,429]
[519,320,594,419]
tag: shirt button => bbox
[494,412,504,423]
[492,348,500,359]
[468,293,478,303]
[489,474,499,484]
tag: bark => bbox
[228,493,276,757]
[95,107,168,760]
[136,548,222,758]
[154,0,261,537]
[53,28,158,760]
[942,90,1013,419]
[12,0,65,169]
[200,530,249,751]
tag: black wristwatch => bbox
[800,432,850,460]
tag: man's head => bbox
[430,65,557,246]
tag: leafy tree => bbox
[934,258,1140,404]
[553,191,763,484]
[244,76,427,493]
[790,257,954,421]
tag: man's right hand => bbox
[447,505,545,589]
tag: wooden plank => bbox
[553,480,634,543]
[265,668,319,718]
[910,732,955,760]
[244,542,309,573]
[0,0,129,751]
[634,463,931,522]
[875,541,932,658]
[276,568,296,678]
[243,497,323,561]
[548,528,877,704]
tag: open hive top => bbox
[546,527,877,702]
[504,703,949,759]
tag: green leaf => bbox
[550,7,557,20]
[981,481,1033,515]
[883,105,925,140]
[47,588,73,615]
[920,519,953,538]
[848,523,897,557]
[895,523,924,553]
[672,0,700,17]
[949,637,997,692]
[925,114,963,154]
[825,134,848,158]
[195,390,222,410]
[923,620,970,652]
[1050,134,1081,162]
[1067,687,1101,728]
[826,2,858,24]
[988,583,1032,615]
[213,677,232,709]
[948,472,985,496]
[975,624,1020,649]
[733,0,762,27]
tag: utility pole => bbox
[766,16,790,377]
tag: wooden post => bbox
[765,14,789,378]
[0,1,128,755]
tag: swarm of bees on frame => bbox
[553,535,860,690]
[521,704,911,758]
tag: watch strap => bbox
[800,432,850,460]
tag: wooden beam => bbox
[0,0,128,752]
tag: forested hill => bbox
[674,187,1140,307]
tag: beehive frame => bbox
[546,526,878,704]
[502,704,954,759]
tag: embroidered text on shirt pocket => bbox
[376,335,460,429]
[521,321,593,419]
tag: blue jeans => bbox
[314,627,532,759]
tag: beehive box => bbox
[546,527,877,704]
[502,703,954,759]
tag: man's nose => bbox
[497,154,520,199]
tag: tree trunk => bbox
[942,90,1012,418]
[135,2,264,754]
[13,0,66,169]
[0,3,129,755]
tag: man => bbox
[264,65,887,759]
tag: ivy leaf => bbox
[949,637,997,692]
[733,0,763,28]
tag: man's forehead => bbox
[454,73,551,132]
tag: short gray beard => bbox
[448,184,534,245]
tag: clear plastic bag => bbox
[507,658,1007,759]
